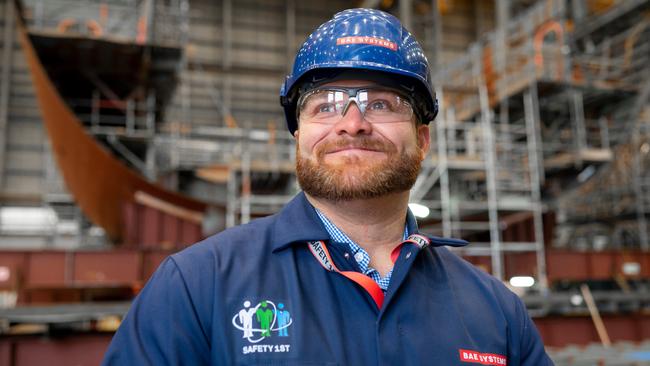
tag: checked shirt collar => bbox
[314,208,409,291]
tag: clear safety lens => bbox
[297,87,414,124]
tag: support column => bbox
[524,87,548,291]
[481,83,503,281]
[145,143,157,181]
[632,73,650,251]
[430,0,443,72]
[474,0,489,41]
[226,167,237,228]
[222,0,233,125]
[475,44,503,280]
[400,0,412,30]
[529,84,545,184]
[285,0,296,74]
[0,0,15,191]
[240,123,251,224]
[495,0,509,75]
[496,0,511,154]
[146,0,155,42]
[137,0,154,43]
[436,88,452,238]
[571,0,587,23]
[570,89,587,167]
[633,142,649,251]
[495,0,509,125]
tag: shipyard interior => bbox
[1,0,650,364]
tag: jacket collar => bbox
[270,192,330,252]
[270,192,468,252]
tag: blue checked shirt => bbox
[315,209,409,291]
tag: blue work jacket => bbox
[103,192,553,365]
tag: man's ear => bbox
[416,124,431,160]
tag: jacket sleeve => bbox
[102,257,211,366]
[514,295,555,365]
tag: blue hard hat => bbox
[280,8,438,134]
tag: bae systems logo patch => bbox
[336,36,398,51]
[232,299,293,355]
[459,349,507,365]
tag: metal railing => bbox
[154,125,295,172]
[67,93,156,138]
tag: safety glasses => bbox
[297,86,414,124]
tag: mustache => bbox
[315,137,396,156]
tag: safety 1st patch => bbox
[459,349,507,365]
[232,299,293,355]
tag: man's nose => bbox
[333,102,373,136]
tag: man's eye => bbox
[368,100,389,111]
[317,103,337,113]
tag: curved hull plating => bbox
[16,15,207,242]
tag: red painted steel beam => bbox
[0,249,174,304]
[534,314,650,347]
[0,334,112,366]
[547,250,650,282]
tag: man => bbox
[103,8,552,365]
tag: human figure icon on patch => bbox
[275,303,291,337]
[238,301,258,338]
[256,301,274,337]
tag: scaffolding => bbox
[154,123,296,226]
[552,2,650,254]
[414,48,548,286]
[411,0,650,289]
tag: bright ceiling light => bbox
[509,276,535,288]
[408,203,430,218]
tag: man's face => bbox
[294,80,431,201]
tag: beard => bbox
[296,136,422,201]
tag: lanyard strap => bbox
[308,240,385,308]
[389,233,431,263]
[307,234,431,309]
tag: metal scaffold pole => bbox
[285,0,296,74]
[399,0,412,31]
[478,75,503,280]
[632,134,649,251]
[436,88,452,238]
[0,0,15,192]
[240,123,252,225]
[429,0,442,71]
[222,0,233,127]
[226,167,237,228]
[632,72,650,251]
[524,85,548,290]
[570,89,587,167]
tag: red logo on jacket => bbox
[459,349,507,365]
